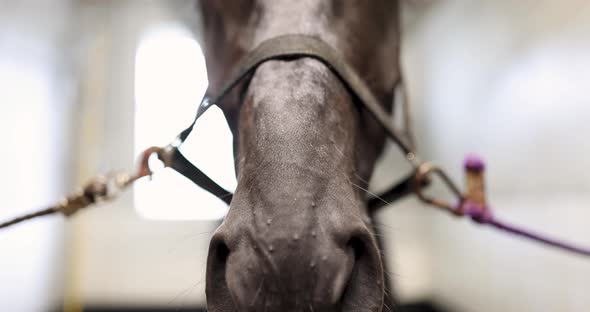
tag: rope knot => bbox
[459,200,493,224]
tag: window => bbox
[134,24,236,220]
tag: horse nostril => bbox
[215,241,230,265]
[347,236,366,261]
[209,232,231,269]
[337,232,385,312]
[206,234,238,312]
[323,235,368,306]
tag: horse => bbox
[197,1,402,311]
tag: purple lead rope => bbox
[452,155,590,258]
[461,201,590,257]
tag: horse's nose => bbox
[206,220,385,311]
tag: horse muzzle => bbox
[205,213,385,312]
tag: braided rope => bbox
[0,207,59,229]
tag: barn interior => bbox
[1,1,589,311]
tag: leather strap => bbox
[164,147,232,205]
[167,34,413,207]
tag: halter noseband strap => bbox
[165,34,414,204]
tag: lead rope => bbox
[412,156,590,257]
[0,147,158,229]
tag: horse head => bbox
[199,1,401,310]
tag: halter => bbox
[1,35,589,258]
[160,34,419,204]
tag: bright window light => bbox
[134,24,236,220]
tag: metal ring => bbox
[413,162,464,214]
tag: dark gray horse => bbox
[199,1,401,311]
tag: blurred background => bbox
[0,0,589,311]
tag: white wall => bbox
[384,1,590,310]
